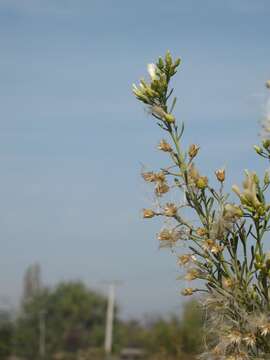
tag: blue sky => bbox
[0,0,270,318]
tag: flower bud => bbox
[196,228,207,237]
[145,87,156,98]
[158,139,172,152]
[151,105,166,119]
[174,58,181,68]
[263,139,270,150]
[188,144,200,159]
[222,277,234,289]
[196,176,208,189]
[147,63,158,81]
[164,113,175,123]
[266,258,270,270]
[210,243,224,254]
[165,50,172,67]
[254,145,263,154]
[181,288,195,296]
[143,209,155,218]
[232,171,262,210]
[157,57,164,70]
[264,171,270,186]
[215,169,225,182]
[224,203,243,220]
[253,173,259,185]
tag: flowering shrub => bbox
[133,52,270,359]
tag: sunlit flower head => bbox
[243,333,256,347]
[155,181,169,196]
[202,239,215,251]
[163,203,178,217]
[222,277,235,289]
[210,243,224,255]
[260,323,270,336]
[157,228,182,248]
[141,171,166,183]
[227,330,242,345]
[196,227,207,237]
[155,172,166,182]
[177,254,196,266]
[142,171,156,182]
[184,268,200,281]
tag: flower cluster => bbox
[133,52,270,358]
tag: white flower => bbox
[147,63,158,81]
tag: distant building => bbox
[120,348,145,360]
[23,263,42,302]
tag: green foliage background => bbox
[0,282,203,359]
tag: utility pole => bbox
[39,310,46,358]
[105,283,115,357]
[103,281,122,358]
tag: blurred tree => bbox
[117,299,203,359]
[180,299,203,355]
[116,319,147,349]
[11,278,203,360]
[0,310,13,358]
[143,315,182,357]
[14,282,108,359]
